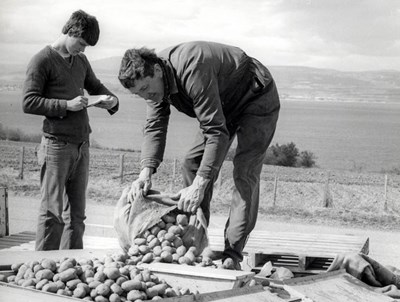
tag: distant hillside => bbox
[2,57,400,103]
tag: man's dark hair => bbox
[62,10,100,46]
[118,48,159,89]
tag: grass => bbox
[1,140,400,232]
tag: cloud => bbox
[0,0,399,71]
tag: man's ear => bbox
[154,64,163,78]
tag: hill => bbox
[2,57,400,103]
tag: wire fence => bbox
[1,141,400,214]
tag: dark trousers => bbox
[182,81,280,262]
[35,137,89,250]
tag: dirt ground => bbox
[7,192,400,270]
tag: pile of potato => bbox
[0,252,197,301]
[126,211,215,268]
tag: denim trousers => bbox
[182,81,280,262]
[35,137,89,250]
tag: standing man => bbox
[118,41,279,269]
[23,10,119,250]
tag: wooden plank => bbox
[0,187,9,237]
[283,269,394,302]
[142,262,255,294]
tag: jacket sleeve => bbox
[140,100,170,170]
[184,62,230,180]
[83,56,119,115]
[22,54,68,117]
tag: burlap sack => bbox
[114,187,209,255]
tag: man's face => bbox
[66,36,89,56]
[128,65,164,103]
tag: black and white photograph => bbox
[0,0,399,301]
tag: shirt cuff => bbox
[140,158,161,172]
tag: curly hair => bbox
[62,10,100,46]
[118,47,159,89]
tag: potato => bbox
[160,251,172,263]
[119,266,130,276]
[104,267,120,280]
[89,280,102,289]
[59,268,77,283]
[146,234,156,243]
[104,279,115,287]
[138,245,150,255]
[110,283,123,295]
[146,287,159,299]
[95,296,109,302]
[162,214,176,224]
[73,286,87,298]
[176,246,187,257]
[94,271,107,282]
[161,240,171,248]
[156,230,167,241]
[141,252,154,264]
[133,238,147,246]
[121,280,142,291]
[109,293,122,302]
[165,287,177,297]
[150,225,161,236]
[127,289,142,301]
[116,275,129,286]
[35,268,54,281]
[33,264,43,274]
[172,253,180,263]
[35,279,49,290]
[157,220,166,229]
[168,225,181,236]
[78,258,94,266]
[58,260,75,273]
[152,246,163,257]
[151,283,168,296]
[178,256,192,265]
[77,282,91,295]
[185,251,196,263]
[21,279,36,287]
[148,238,161,249]
[66,278,81,290]
[55,280,66,290]
[43,282,58,293]
[96,283,111,296]
[57,289,71,296]
[41,259,57,272]
[128,245,140,257]
[188,246,199,257]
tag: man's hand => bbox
[177,175,210,213]
[128,167,154,203]
[67,96,88,111]
[94,95,118,110]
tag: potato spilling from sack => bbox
[127,211,215,268]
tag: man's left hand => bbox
[95,95,118,110]
[177,175,210,213]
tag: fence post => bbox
[384,174,388,211]
[18,146,25,180]
[322,171,332,208]
[170,158,177,191]
[273,173,278,207]
[119,154,125,184]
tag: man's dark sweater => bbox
[23,45,117,144]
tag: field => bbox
[2,91,400,172]
[1,140,400,232]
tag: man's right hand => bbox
[128,167,154,203]
[67,96,88,111]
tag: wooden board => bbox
[283,269,394,302]
[0,281,287,302]
[141,262,255,293]
[207,229,369,272]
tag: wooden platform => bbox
[0,229,369,273]
[207,229,369,273]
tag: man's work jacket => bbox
[141,41,277,180]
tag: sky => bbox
[0,0,399,71]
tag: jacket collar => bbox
[159,58,178,101]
